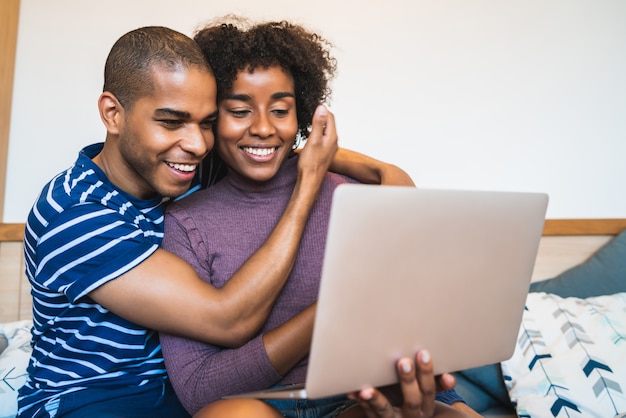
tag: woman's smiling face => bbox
[216,65,299,182]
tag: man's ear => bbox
[99,91,124,135]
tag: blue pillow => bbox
[454,228,626,413]
[0,334,7,354]
[529,228,626,297]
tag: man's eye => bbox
[201,120,216,129]
[159,120,183,128]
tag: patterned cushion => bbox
[0,320,32,418]
[501,292,626,417]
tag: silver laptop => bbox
[224,185,549,400]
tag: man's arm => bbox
[330,148,416,187]
[90,105,337,348]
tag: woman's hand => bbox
[346,350,480,418]
[296,104,339,187]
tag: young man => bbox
[17,26,420,418]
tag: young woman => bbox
[160,17,479,418]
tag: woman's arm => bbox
[159,304,316,412]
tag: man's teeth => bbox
[243,147,276,157]
[167,162,196,172]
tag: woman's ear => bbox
[98,92,123,135]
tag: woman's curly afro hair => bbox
[194,16,337,139]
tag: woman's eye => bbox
[229,110,250,118]
[272,109,289,117]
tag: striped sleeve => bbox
[33,202,159,302]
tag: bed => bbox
[1,219,626,418]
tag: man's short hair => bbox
[103,26,212,109]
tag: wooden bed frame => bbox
[3,219,625,242]
[2,219,626,324]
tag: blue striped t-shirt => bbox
[18,143,169,417]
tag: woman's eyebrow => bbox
[223,92,295,101]
[223,93,251,101]
[271,92,295,100]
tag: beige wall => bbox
[6,1,626,221]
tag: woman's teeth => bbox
[242,147,277,157]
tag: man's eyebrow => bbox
[154,108,191,119]
[203,110,219,121]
